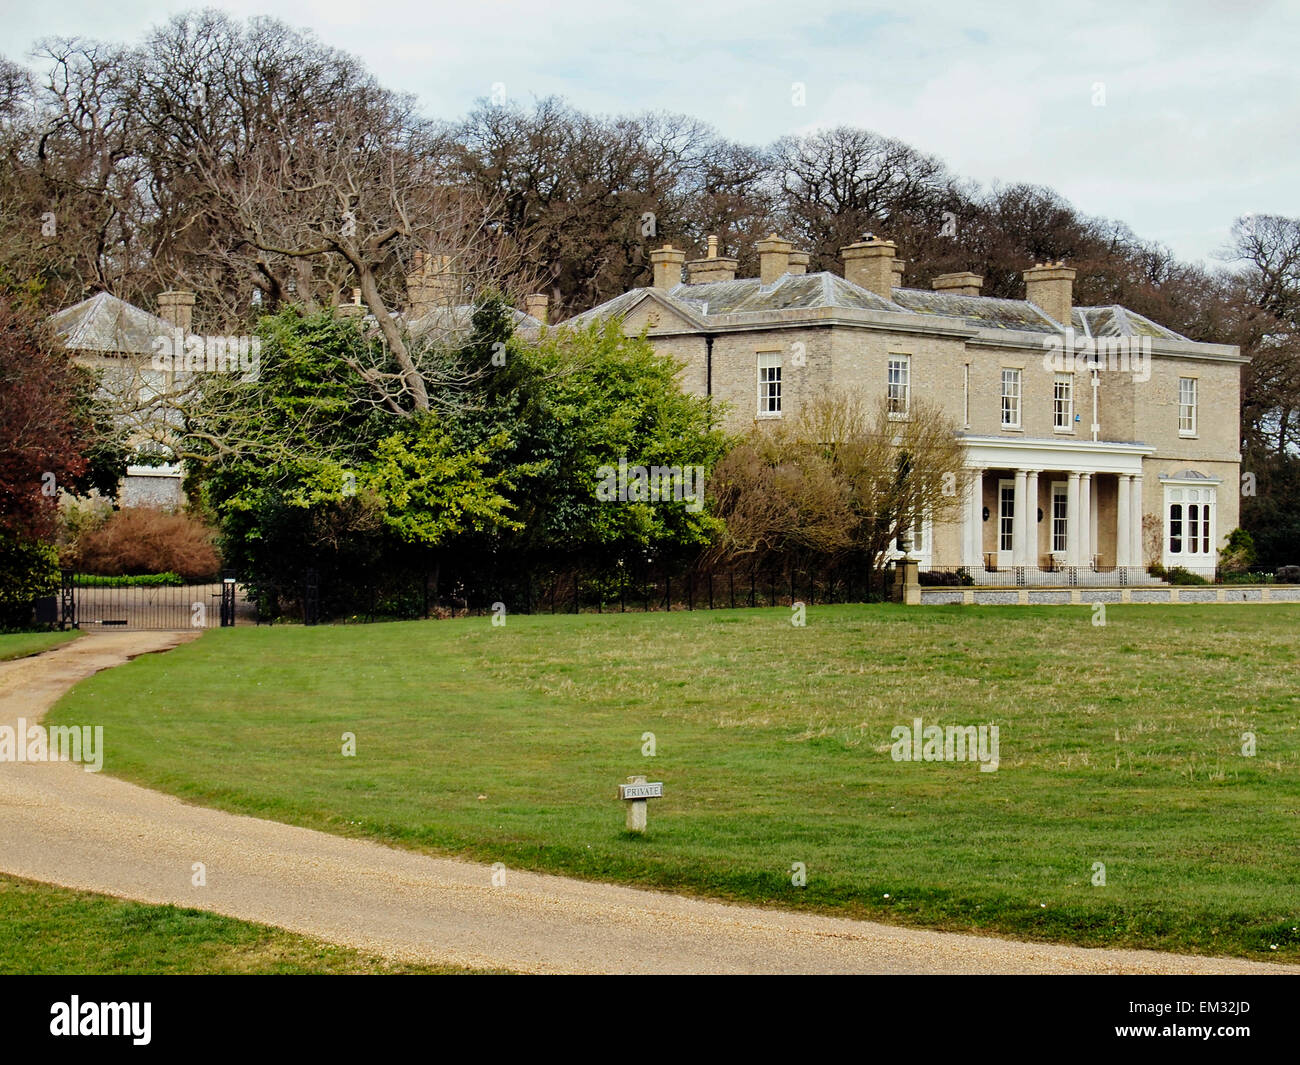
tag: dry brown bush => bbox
[71,508,222,580]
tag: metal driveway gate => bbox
[61,573,242,631]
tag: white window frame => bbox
[1053,373,1074,431]
[1179,377,1198,437]
[1001,368,1022,429]
[1162,482,1216,570]
[757,351,782,418]
[887,353,911,418]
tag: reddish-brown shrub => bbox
[71,508,222,580]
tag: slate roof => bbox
[566,272,899,330]
[48,292,173,356]
[1073,305,1188,342]
[889,287,1059,333]
[405,304,543,342]
[671,273,901,315]
[563,289,655,329]
[566,271,1192,341]
[48,291,546,357]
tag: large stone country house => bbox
[47,290,191,507]
[47,265,547,508]
[568,234,1245,578]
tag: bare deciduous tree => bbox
[707,392,967,575]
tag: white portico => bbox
[960,436,1155,575]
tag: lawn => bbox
[46,604,1300,961]
[0,629,78,661]
[0,874,492,974]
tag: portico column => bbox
[1116,474,1132,568]
[1129,475,1144,568]
[1066,471,1082,566]
[965,469,984,568]
[1013,468,1028,566]
[1079,473,1092,567]
[1025,470,1040,568]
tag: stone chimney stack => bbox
[338,287,366,318]
[524,293,549,325]
[840,236,897,300]
[686,235,737,284]
[1023,261,1076,325]
[891,259,907,288]
[787,251,810,275]
[650,244,687,291]
[407,251,460,318]
[932,271,984,297]
[755,232,793,285]
[157,290,195,333]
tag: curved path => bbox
[0,631,1293,975]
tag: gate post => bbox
[219,572,237,627]
[60,570,76,630]
[303,568,319,626]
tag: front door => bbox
[997,479,1015,568]
[1051,482,1068,564]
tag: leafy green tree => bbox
[184,306,521,611]
[363,420,520,547]
[443,309,729,573]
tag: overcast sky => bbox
[4,0,1295,267]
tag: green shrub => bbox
[1219,571,1275,585]
[0,534,59,631]
[919,569,973,587]
[1165,566,1210,585]
[56,496,112,566]
[72,572,185,587]
[1218,527,1257,574]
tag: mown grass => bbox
[0,630,79,661]
[47,604,1300,961]
[0,874,493,974]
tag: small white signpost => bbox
[617,775,663,832]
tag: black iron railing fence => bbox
[27,563,1289,629]
[246,560,897,625]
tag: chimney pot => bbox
[686,237,737,284]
